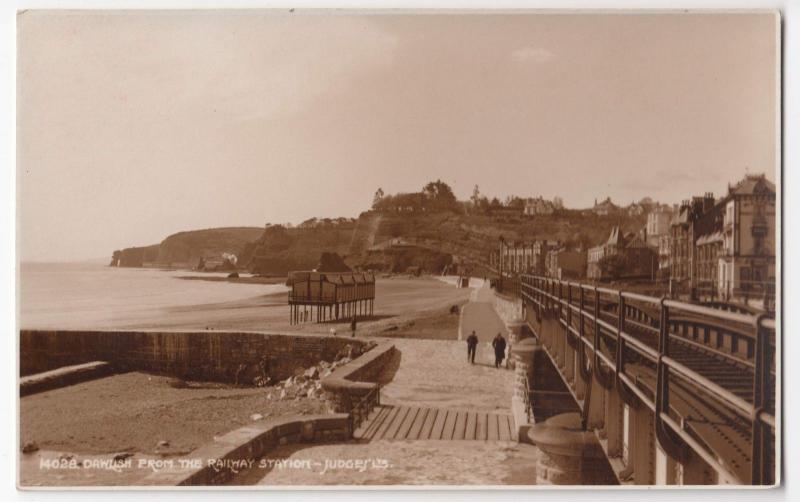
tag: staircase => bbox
[355,405,515,442]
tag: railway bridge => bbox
[498,274,777,486]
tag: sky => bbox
[17,11,778,262]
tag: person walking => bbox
[350,316,357,337]
[492,332,507,369]
[466,330,479,364]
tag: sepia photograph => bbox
[14,6,781,490]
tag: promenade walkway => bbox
[243,281,536,486]
[379,281,513,411]
[459,281,509,342]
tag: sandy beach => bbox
[19,264,481,486]
[21,263,471,335]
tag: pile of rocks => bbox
[260,342,377,408]
[265,356,348,403]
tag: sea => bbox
[19,262,289,330]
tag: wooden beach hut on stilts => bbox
[287,271,376,325]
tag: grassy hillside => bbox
[243,209,647,275]
[156,227,264,266]
[112,210,647,273]
[242,221,358,274]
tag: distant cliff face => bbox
[112,210,648,274]
[155,227,264,267]
[243,221,357,275]
[110,227,263,268]
[109,245,160,267]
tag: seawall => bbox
[20,330,369,385]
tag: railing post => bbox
[751,314,772,485]
[614,292,639,409]
[558,281,563,321]
[616,292,625,374]
[537,277,542,320]
[593,287,613,390]
[655,298,687,466]
[577,287,590,412]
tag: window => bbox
[740,267,750,283]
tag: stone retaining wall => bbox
[143,414,351,486]
[493,291,523,325]
[321,341,396,413]
[20,330,367,384]
[19,361,114,397]
[143,341,397,486]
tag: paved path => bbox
[460,282,509,343]
[239,282,535,486]
[379,338,513,412]
[249,440,538,486]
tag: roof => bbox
[696,231,724,246]
[728,175,776,196]
[288,271,375,285]
[625,235,649,249]
[369,238,416,251]
[606,226,625,246]
[671,208,690,226]
[595,197,617,208]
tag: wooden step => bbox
[356,405,514,442]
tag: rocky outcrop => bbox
[316,252,351,273]
[110,227,262,268]
[109,245,160,267]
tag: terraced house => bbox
[667,174,775,309]
[717,174,776,307]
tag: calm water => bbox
[19,262,288,329]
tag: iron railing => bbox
[518,274,776,485]
[349,385,381,434]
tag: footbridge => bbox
[502,274,777,486]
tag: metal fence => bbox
[518,274,776,485]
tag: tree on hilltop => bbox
[505,195,525,210]
[422,180,457,205]
[372,188,384,209]
[470,185,481,206]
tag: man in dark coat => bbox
[466,330,479,364]
[350,316,357,337]
[492,333,507,368]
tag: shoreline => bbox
[176,275,288,285]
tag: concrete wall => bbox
[20,330,368,384]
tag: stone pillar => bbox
[527,412,616,485]
[511,338,539,442]
[506,318,527,346]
